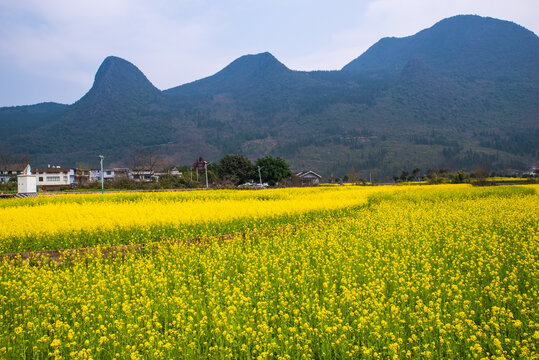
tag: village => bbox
[1,164,171,190]
[0,158,324,196]
[2,157,537,197]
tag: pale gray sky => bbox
[1,0,538,107]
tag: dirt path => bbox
[0,223,306,265]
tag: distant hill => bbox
[1,15,538,179]
[43,56,172,154]
[165,52,301,96]
[0,102,68,133]
[342,15,539,80]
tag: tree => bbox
[218,154,255,186]
[156,174,199,189]
[471,166,489,180]
[130,147,160,172]
[345,167,359,183]
[0,150,31,170]
[75,161,91,170]
[0,150,13,173]
[450,170,470,184]
[255,156,292,186]
[19,153,31,166]
[426,172,444,184]
[399,170,409,182]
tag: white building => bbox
[33,166,76,189]
[89,168,133,182]
[89,169,101,182]
[132,169,154,182]
[17,164,37,194]
[153,169,183,182]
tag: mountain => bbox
[164,52,321,124]
[85,56,161,101]
[2,56,179,163]
[0,102,68,133]
[67,56,163,119]
[165,52,298,96]
[0,15,538,179]
[342,15,539,80]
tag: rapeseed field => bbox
[0,187,396,253]
[0,185,537,359]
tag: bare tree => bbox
[130,148,160,171]
[411,168,420,180]
[1,151,31,168]
[346,167,359,183]
[19,153,31,166]
[148,152,161,172]
[0,150,13,172]
[130,148,162,181]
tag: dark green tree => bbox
[157,174,200,189]
[255,156,292,186]
[218,154,255,185]
[450,170,470,184]
[399,170,409,182]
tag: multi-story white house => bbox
[33,166,76,189]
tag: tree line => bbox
[390,167,535,185]
[76,154,292,191]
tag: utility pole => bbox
[204,161,211,190]
[99,155,104,194]
[258,166,263,189]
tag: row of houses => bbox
[3,164,322,186]
[1,164,176,189]
[3,163,323,194]
[1,164,76,188]
[1,164,78,187]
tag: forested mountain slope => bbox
[1,15,537,178]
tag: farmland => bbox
[0,185,538,359]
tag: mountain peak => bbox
[94,56,134,81]
[217,52,290,78]
[432,14,532,31]
[342,15,539,79]
[77,56,160,106]
[164,52,293,96]
[93,56,158,92]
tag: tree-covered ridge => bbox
[342,15,539,79]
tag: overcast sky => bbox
[1,0,538,107]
